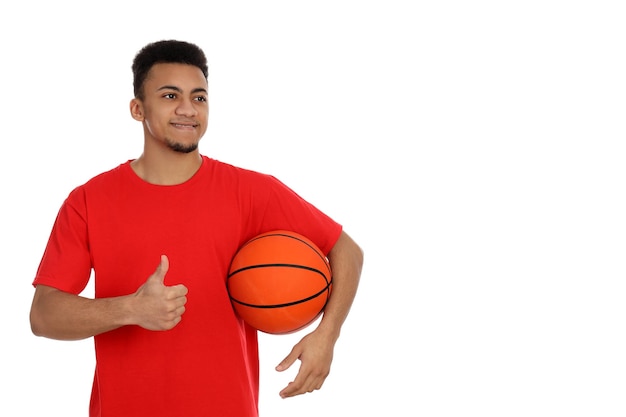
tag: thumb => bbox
[149,254,169,284]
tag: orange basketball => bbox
[227,230,332,334]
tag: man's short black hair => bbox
[132,40,209,99]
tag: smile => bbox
[172,123,197,128]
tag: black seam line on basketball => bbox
[227,263,330,284]
[230,285,331,309]
[243,232,330,266]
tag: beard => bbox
[166,138,199,154]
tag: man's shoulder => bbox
[62,162,131,202]
[202,155,272,181]
[83,161,130,187]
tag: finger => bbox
[275,349,299,372]
[171,294,188,309]
[170,284,189,297]
[279,382,295,398]
[279,379,311,398]
[150,255,169,284]
[279,372,324,398]
[280,371,306,398]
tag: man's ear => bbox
[130,98,144,121]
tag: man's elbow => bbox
[30,286,53,337]
[30,305,46,337]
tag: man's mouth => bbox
[172,122,198,128]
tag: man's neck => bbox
[130,151,203,185]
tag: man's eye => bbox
[195,96,207,102]
[164,93,176,99]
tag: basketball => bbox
[227,230,333,334]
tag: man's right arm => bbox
[30,255,188,340]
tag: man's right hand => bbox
[132,255,188,331]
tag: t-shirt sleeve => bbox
[32,187,93,294]
[258,175,343,255]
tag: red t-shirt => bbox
[33,156,342,417]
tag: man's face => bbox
[134,62,209,153]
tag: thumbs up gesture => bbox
[131,255,188,331]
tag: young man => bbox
[30,40,363,417]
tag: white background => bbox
[1,1,625,416]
